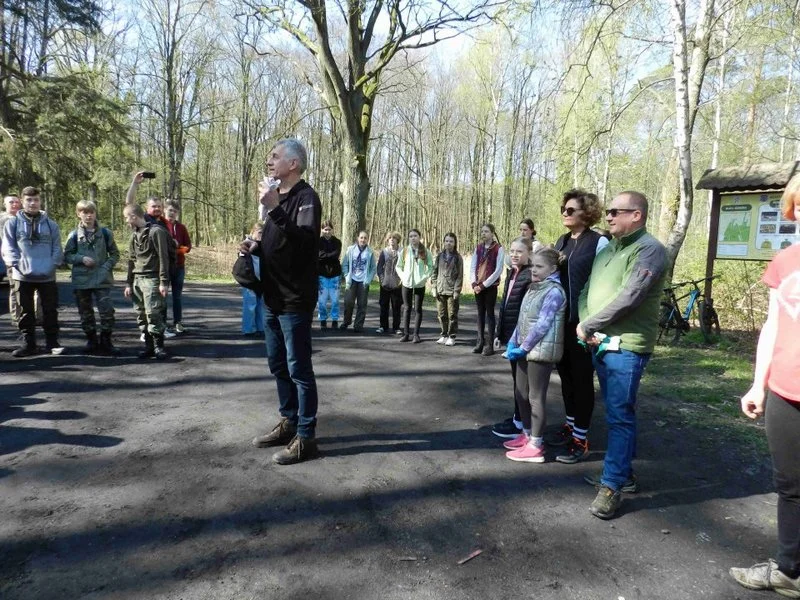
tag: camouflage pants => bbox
[74,288,115,334]
[132,275,165,336]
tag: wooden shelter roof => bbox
[696,161,800,191]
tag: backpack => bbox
[147,216,178,276]
[232,251,261,292]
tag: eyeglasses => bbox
[560,206,583,216]
[605,208,638,218]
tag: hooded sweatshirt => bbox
[2,210,63,282]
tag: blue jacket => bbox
[341,244,377,288]
[2,211,63,282]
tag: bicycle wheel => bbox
[699,300,721,342]
[658,302,681,343]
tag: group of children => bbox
[1,185,190,359]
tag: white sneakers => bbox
[437,336,456,346]
[436,336,447,344]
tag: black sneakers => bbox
[491,417,522,439]
[555,438,590,464]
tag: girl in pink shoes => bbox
[502,247,567,463]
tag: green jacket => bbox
[578,227,666,354]
[64,225,120,289]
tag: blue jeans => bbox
[241,288,264,334]
[317,276,340,321]
[593,349,650,492]
[171,266,186,324]
[264,307,318,438]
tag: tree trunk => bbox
[338,136,370,243]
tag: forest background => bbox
[0,0,797,333]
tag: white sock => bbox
[531,436,544,447]
[513,418,523,430]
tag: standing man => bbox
[126,172,177,339]
[164,199,191,333]
[577,191,666,520]
[246,138,322,465]
[123,203,171,359]
[2,187,63,356]
[0,195,22,321]
[340,230,376,333]
[317,220,342,329]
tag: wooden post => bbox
[704,188,721,301]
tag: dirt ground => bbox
[0,280,779,600]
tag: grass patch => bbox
[642,337,767,455]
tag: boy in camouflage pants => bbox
[64,200,120,354]
[123,204,170,359]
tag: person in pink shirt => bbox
[731,176,800,597]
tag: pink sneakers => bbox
[506,441,546,463]
[503,433,529,450]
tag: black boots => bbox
[139,332,168,360]
[84,331,98,354]
[153,334,168,360]
[472,336,484,354]
[12,334,37,358]
[99,331,119,355]
[138,332,155,358]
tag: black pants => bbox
[556,321,596,431]
[401,286,424,333]
[474,285,498,342]
[766,390,800,577]
[16,280,59,338]
[379,286,402,330]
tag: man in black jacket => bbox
[245,138,322,465]
[317,220,342,329]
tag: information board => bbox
[717,192,800,260]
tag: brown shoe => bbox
[252,418,297,448]
[272,435,319,465]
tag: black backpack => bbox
[232,251,261,292]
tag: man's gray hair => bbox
[276,138,308,174]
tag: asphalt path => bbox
[0,281,776,599]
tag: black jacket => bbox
[554,229,604,323]
[495,266,533,343]
[257,180,321,313]
[318,236,342,278]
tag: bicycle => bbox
[658,276,721,344]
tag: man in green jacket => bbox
[123,203,170,359]
[577,190,667,520]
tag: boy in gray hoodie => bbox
[2,186,64,357]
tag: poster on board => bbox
[717,192,800,260]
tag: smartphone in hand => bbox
[142,172,156,179]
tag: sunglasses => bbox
[560,206,583,216]
[605,208,638,218]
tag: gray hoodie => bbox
[2,211,63,282]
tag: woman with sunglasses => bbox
[550,189,609,464]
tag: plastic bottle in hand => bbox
[263,176,281,191]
